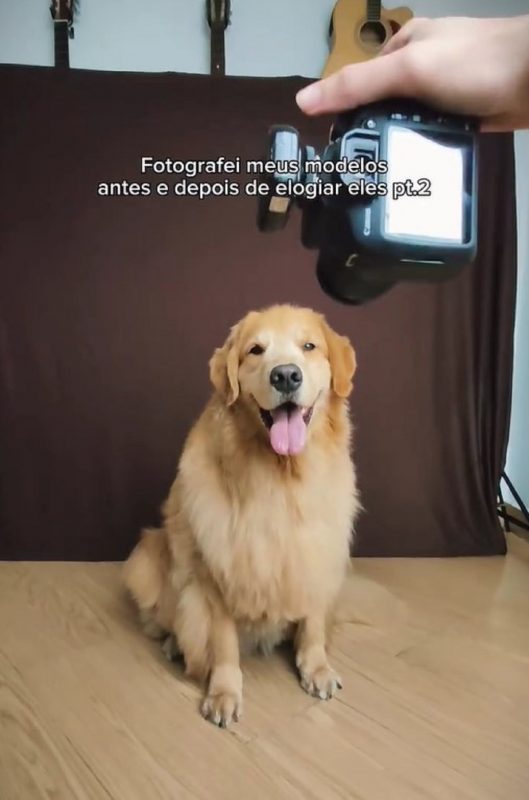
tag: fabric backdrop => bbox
[0,65,517,559]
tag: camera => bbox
[257,100,478,304]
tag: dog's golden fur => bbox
[123,305,360,726]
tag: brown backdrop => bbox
[0,65,517,559]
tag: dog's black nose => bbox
[270,364,303,394]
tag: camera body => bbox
[257,100,478,304]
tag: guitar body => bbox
[322,0,413,78]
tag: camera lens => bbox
[316,253,394,305]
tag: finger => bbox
[479,117,505,133]
[296,51,411,115]
[479,114,519,133]
[381,17,421,55]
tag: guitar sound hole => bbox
[359,20,387,47]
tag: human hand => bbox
[296,16,529,132]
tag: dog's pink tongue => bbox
[270,407,307,456]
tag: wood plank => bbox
[1,534,528,799]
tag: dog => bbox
[122,304,360,727]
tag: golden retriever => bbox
[122,304,360,727]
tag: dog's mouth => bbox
[258,401,314,457]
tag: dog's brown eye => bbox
[249,344,265,356]
[303,342,316,351]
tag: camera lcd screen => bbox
[384,126,464,243]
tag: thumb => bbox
[296,51,412,115]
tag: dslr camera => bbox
[257,100,478,304]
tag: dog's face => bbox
[210,306,356,456]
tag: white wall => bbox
[1,0,528,506]
[508,128,529,509]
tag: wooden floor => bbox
[1,534,529,800]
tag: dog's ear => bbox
[209,327,240,405]
[322,319,357,398]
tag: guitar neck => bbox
[54,21,70,68]
[366,0,382,22]
[210,27,226,76]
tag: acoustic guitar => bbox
[322,0,413,78]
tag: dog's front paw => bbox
[299,665,343,700]
[201,690,242,728]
